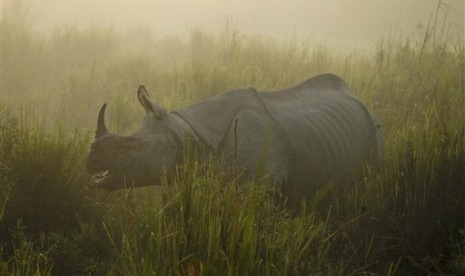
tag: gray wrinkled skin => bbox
[86,74,383,206]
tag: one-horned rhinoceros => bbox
[86,73,383,208]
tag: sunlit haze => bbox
[20,0,465,42]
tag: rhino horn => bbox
[96,103,111,139]
[137,85,168,120]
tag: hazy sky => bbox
[11,0,465,42]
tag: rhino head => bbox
[86,86,187,190]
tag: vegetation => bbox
[1,2,464,275]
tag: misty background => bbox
[1,0,463,130]
[14,0,465,43]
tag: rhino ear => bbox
[137,85,168,120]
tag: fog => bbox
[18,0,465,43]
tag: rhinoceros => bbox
[86,73,382,207]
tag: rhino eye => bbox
[115,140,139,151]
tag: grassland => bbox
[1,3,464,275]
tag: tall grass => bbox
[1,2,464,275]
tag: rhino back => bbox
[175,74,379,205]
[261,74,377,198]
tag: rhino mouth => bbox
[90,169,125,190]
[88,163,158,189]
[90,168,142,190]
[92,170,110,185]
